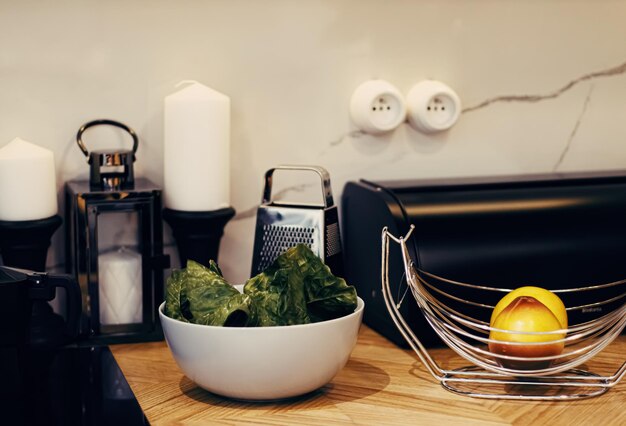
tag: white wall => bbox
[1,0,625,284]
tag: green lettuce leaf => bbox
[165,260,253,327]
[243,244,357,325]
[270,244,358,322]
[244,265,310,326]
[165,268,187,322]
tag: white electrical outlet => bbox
[349,80,406,135]
[406,80,461,133]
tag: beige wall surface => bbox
[1,0,625,284]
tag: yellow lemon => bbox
[489,296,565,369]
[490,286,567,330]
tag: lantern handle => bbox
[76,119,139,159]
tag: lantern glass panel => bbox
[97,211,143,327]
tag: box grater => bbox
[250,165,343,277]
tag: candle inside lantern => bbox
[98,247,143,325]
[164,80,230,211]
[0,138,58,221]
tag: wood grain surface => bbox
[111,326,626,425]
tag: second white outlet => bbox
[406,80,461,134]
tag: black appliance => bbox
[0,266,80,386]
[0,266,147,425]
[342,170,626,347]
[2,345,146,425]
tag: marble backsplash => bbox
[0,1,625,285]
[222,59,626,283]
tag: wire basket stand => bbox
[381,225,626,400]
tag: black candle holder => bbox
[0,215,61,271]
[0,215,69,349]
[163,207,235,268]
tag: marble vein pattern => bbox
[553,84,594,172]
[462,60,626,113]
[235,59,626,222]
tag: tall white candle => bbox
[0,138,58,221]
[98,247,143,325]
[164,80,230,211]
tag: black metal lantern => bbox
[65,120,169,344]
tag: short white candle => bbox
[0,138,58,221]
[98,247,143,325]
[164,80,231,211]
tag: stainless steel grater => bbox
[250,165,344,277]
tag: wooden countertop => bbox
[111,326,626,425]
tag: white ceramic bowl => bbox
[159,295,364,400]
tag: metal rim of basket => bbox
[381,225,626,400]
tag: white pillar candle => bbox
[0,138,58,221]
[98,247,143,325]
[164,80,230,211]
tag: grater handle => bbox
[262,165,334,207]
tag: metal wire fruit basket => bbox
[381,225,626,400]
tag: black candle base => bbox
[0,215,62,272]
[163,207,235,268]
